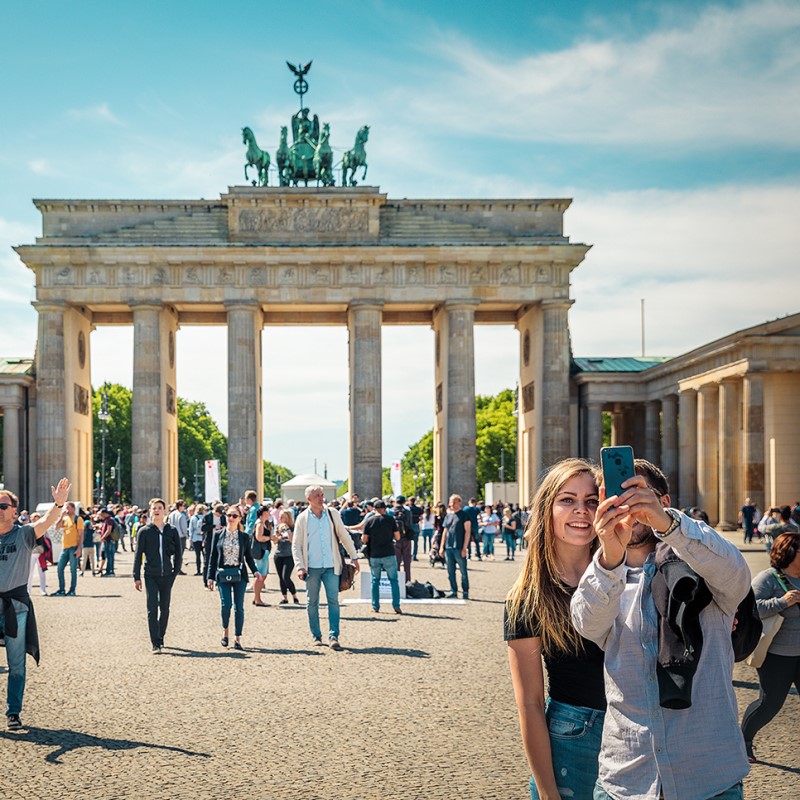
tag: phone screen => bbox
[600,446,635,502]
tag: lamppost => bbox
[194,459,200,502]
[420,467,427,499]
[98,390,111,505]
[95,471,100,503]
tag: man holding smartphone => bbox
[571,459,751,800]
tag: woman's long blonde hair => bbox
[506,458,598,656]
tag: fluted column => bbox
[661,394,678,499]
[444,301,478,501]
[34,302,67,500]
[678,388,697,509]
[644,400,661,464]
[2,404,21,494]
[586,401,604,461]
[348,301,383,499]
[742,373,765,511]
[717,378,740,529]
[541,300,573,466]
[697,384,719,523]
[227,301,263,503]
[611,404,625,446]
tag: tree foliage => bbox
[92,383,133,503]
[176,398,228,501]
[263,460,295,500]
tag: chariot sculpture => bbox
[241,61,369,188]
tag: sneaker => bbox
[279,599,289,605]
[52,589,65,596]
[329,638,342,651]
[394,607,403,615]
[7,714,22,730]
[446,592,458,598]
[312,637,325,647]
[463,593,469,600]
[66,590,75,597]
[233,641,244,651]
[151,645,161,654]
[370,608,379,613]
[40,590,48,596]
[293,597,301,605]
[745,741,757,763]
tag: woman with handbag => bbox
[207,506,259,650]
[251,505,273,607]
[505,458,605,800]
[274,509,300,605]
[741,531,800,763]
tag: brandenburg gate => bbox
[16,187,589,506]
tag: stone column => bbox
[439,300,478,502]
[586,401,604,462]
[611,404,625,446]
[34,302,66,500]
[697,384,719,523]
[644,400,661,464]
[2,404,21,494]
[541,300,573,466]
[678,388,697,509]
[227,301,263,503]
[717,378,740,529]
[347,301,383,499]
[515,305,542,508]
[742,373,765,511]
[131,303,178,504]
[661,394,679,500]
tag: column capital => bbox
[348,299,384,311]
[1,402,23,411]
[443,299,480,312]
[541,298,575,310]
[223,299,261,311]
[128,300,164,311]
[31,300,66,314]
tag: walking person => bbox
[251,505,273,607]
[292,485,359,650]
[439,494,472,599]
[480,504,500,560]
[79,510,96,576]
[27,514,52,596]
[167,499,189,573]
[392,498,413,583]
[53,502,82,596]
[363,500,402,614]
[133,498,183,653]
[502,506,518,560]
[207,506,259,650]
[505,459,605,800]
[189,504,205,576]
[274,509,300,605]
[1,478,71,730]
[419,504,435,554]
[741,531,800,763]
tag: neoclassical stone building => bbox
[4,186,797,517]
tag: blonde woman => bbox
[505,458,605,800]
[274,509,300,605]
[251,506,273,607]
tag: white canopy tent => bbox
[280,473,338,503]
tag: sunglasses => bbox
[0,503,14,510]
[227,513,240,519]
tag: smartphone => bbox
[600,446,635,502]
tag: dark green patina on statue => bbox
[241,61,369,188]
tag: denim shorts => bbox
[255,552,270,575]
[530,698,605,800]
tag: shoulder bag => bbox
[746,570,792,668]
[328,508,356,591]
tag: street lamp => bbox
[194,459,200,502]
[98,390,111,505]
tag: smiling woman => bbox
[504,458,605,800]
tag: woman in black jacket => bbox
[207,506,259,650]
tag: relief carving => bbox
[438,265,456,284]
[375,266,392,284]
[406,265,423,284]
[87,268,106,286]
[238,207,369,233]
[522,381,535,413]
[184,267,202,284]
[500,265,521,285]
[54,267,74,285]
[470,265,487,283]
[309,266,330,285]
[281,267,297,284]
[166,384,176,416]
[73,383,90,416]
[217,267,233,284]
[342,265,363,284]
[436,382,443,414]
[119,266,138,285]
[248,266,266,285]
[152,267,167,285]
[536,266,552,283]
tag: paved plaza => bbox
[1,535,797,799]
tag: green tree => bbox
[92,383,133,503]
[263,460,295,499]
[400,430,433,499]
[177,398,228,501]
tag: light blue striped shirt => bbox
[306,508,334,569]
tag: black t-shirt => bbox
[503,585,606,711]
[340,506,362,526]
[363,514,397,559]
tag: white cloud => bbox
[68,102,122,126]
[408,0,800,148]
[27,159,59,177]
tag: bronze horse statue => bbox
[313,123,334,187]
[342,125,369,187]
[276,126,291,187]
[242,126,270,186]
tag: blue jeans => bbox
[369,555,400,611]
[104,540,117,574]
[218,579,247,636]
[529,699,604,800]
[306,567,340,641]
[445,549,469,595]
[593,780,743,800]
[57,546,78,592]
[411,524,420,558]
[503,531,517,557]
[1,608,28,716]
[482,532,495,555]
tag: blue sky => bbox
[1,1,798,482]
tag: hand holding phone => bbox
[601,446,635,502]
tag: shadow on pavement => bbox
[756,761,800,775]
[344,646,430,658]
[396,612,461,620]
[0,726,211,764]
[734,679,797,696]
[165,647,248,659]
[245,647,325,656]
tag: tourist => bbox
[98,509,118,576]
[133,498,183,653]
[501,507,518,560]
[274,509,300,605]
[408,495,423,560]
[740,497,758,544]
[26,513,52,596]
[188,503,206,575]
[251,505,273,607]
[741,531,800,763]
[79,510,96,576]
[53,501,82,596]
[439,494,472,599]
[392,497,413,583]
[206,505,259,650]
[292,485,359,650]
[464,497,482,560]
[419,504,435,553]
[0,478,71,730]
[571,459,751,800]
[480,504,500,560]
[167,499,189,571]
[505,458,605,799]
[363,499,401,614]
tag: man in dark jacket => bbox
[133,498,182,653]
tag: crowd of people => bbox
[2,469,798,800]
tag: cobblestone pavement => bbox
[1,534,796,799]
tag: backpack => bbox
[394,512,410,539]
[109,519,120,543]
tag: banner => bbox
[205,459,221,503]
[390,460,402,498]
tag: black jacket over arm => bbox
[207,529,258,583]
[133,523,183,581]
